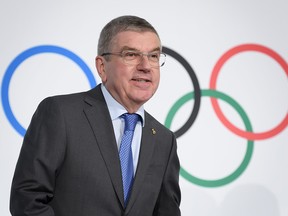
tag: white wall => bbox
[1,0,287,215]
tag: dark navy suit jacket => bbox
[10,84,181,216]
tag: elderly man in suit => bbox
[10,15,181,216]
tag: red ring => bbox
[210,44,288,140]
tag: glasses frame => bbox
[101,50,166,68]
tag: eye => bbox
[149,52,160,61]
[123,51,140,59]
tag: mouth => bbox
[132,78,151,83]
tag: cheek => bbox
[154,72,160,88]
[104,65,119,82]
[105,70,126,89]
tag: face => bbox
[96,31,161,113]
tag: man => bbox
[10,15,181,216]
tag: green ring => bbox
[165,89,254,187]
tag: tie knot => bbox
[122,113,139,132]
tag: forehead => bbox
[111,31,161,51]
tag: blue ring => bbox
[1,45,97,136]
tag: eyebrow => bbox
[120,46,161,52]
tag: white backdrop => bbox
[1,0,287,215]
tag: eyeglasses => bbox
[101,50,166,68]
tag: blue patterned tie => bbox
[119,113,139,206]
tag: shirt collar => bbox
[101,84,145,126]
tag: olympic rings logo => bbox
[1,44,287,187]
[163,44,288,187]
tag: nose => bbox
[136,55,152,71]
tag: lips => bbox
[132,78,151,83]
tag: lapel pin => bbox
[151,128,156,135]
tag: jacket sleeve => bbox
[153,132,181,216]
[10,97,66,216]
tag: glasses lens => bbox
[147,52,166,68]
[158,53,166,67]
[122,51,166,68]
[123,51,140,65]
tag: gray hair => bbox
[97,15,161,56]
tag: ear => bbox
[95,56,107,83]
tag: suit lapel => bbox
[125,113,156,212]
[83,86,125,208]
[82,86,158,211]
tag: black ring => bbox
[162,46,201,138]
